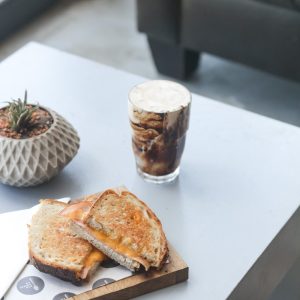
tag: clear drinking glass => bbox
[128,80,191,183]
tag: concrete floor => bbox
[0,0,300,126]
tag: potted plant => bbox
[0,91,80,187]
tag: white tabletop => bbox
[1,42,300,300]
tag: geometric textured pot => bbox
[0,107,80,187]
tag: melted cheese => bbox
[85,248,107,268]
[80,248,106,279]
[88,227,139,259]
[62,201,150,270]
[61,201,92,221]
[63,204,141,259]
[85,226,150,269]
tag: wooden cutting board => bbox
[71,244,188,300]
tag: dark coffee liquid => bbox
[130,106,190,176]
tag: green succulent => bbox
[7,91,38,132]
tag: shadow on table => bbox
[0,168,85,212]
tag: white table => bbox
[1,42,300,300]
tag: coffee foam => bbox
[129,80,191,113]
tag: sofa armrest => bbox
[136,0,180,44]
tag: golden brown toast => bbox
[61,187,169,271]
[28,199,105,285]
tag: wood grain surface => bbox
[71,244,188,300]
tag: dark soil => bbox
[0,106,53,139]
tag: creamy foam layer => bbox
[129,80,191,113]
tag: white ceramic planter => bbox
[0,107,80,187]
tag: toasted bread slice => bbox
[28,199,105,285]
[61,188,169,271]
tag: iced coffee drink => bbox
[128,80,191,183]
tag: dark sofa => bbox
[137,0,300,81]
[0,0,57,42]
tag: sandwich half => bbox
[28,199,105,285]
[61,188,169,272]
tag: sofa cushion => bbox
[0,0,57,41]
[181,0,300,80]
[292,0,300,10]
[253,0,296,11]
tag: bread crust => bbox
[68,187,169,271]
[70,221,142,272]
[121,190,169,270]
[28,199,100,285]
[30,253,83,285]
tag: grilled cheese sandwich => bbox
[28,187,169,284]
[61,187,168,271]
[28,199,105,285]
